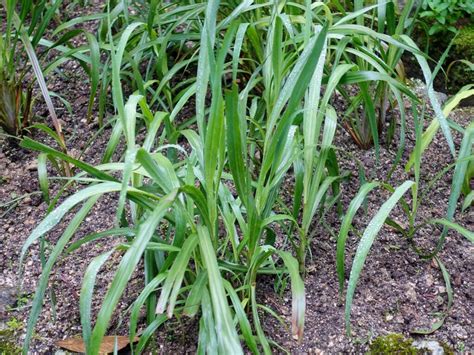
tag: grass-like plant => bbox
[1,0,101,177]
[20,1,322,352]
[0,0,48,137]
[336,0,418,152]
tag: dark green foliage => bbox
[420,0,474,35]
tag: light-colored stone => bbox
[406,282,417,303]
[425,274,435,287]
[412,340,444,354]
[452,324,468,340]
[26,161,38,171]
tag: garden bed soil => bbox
[0,4,473,354]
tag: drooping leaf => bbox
[337,182,379,295]
[345,181,414,334]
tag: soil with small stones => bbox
[1,5,473,355]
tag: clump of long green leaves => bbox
[325,0,459,185]
[1,0,54,137]
[1,0,101,180]
[332,0,420,154]
[20,1,331,352]
[0,0,99,142]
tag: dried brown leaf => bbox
[56,335,139,354]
